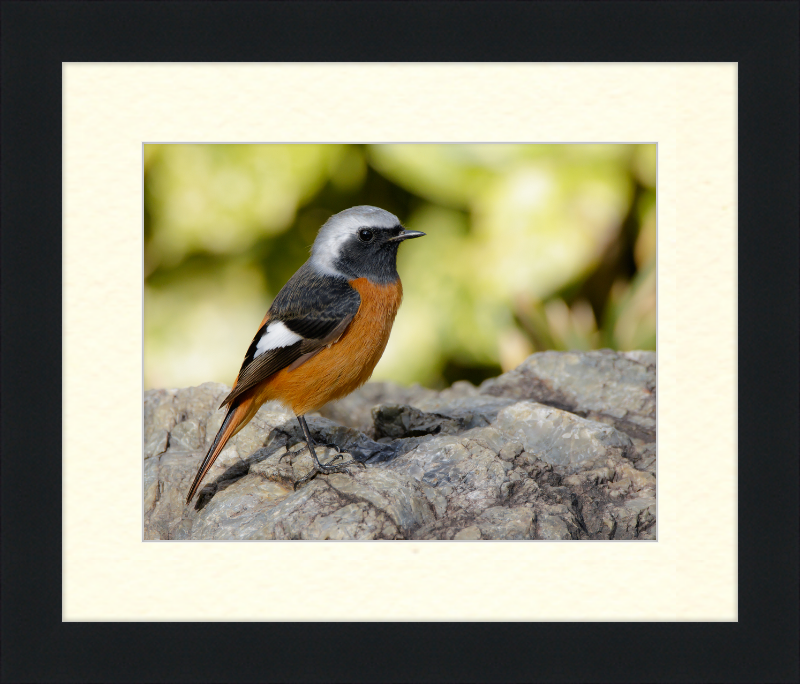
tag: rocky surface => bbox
[144,350,656,540]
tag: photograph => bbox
[7,0,792,677]
[143,143,656,540]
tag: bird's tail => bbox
[185,396,256,504]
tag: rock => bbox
[317,381,438,435]
[498,441,524,461]
[372,404,460,440]
[493,401,635,471]
[454,525,482,540]
[372,395,516,441]
[476,506,535,540]
[480,350,656,449]
[144,350,656,540]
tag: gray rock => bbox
[498,440,524,462]
[454,525,482,540]
[144,351,656,540]
[317,381,439,434]
[476,506,535,540]
[493,401,635,471]
[480,349,656,447]
[372,395,516,441]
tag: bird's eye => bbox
[358,229,374,242]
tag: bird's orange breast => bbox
[255,277,403,415]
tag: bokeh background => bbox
[144,144,655,391]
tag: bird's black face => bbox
[333,224,425,283]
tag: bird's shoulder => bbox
[269,261,361,322]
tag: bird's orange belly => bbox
[258,277,403,416]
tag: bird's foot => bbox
[293,451,366,490]
[291,440,342,459]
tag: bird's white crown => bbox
[310,206,399,274]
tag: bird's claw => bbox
[293,455,364,490]
[326,452,344,465]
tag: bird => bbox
[185,206,425,504]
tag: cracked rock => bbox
[144,350,656,540]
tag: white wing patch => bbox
[254,321,303,358]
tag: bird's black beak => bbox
[389,229,426,242]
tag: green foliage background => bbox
[144,144,655,391]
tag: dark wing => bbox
[219,264,361,408]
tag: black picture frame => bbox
[2,2,798,682]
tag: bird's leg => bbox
[293,415,365,489]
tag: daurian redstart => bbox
[186,206,425,503]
